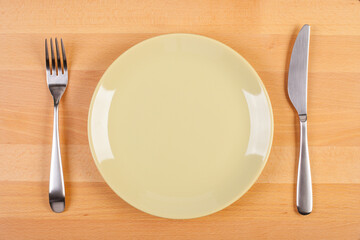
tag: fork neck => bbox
[49,85,65,106]
[54,98,60,106]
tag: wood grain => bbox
[0,0,359,239]
[0,182,359,239]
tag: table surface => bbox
[0,0,359,239]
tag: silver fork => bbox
[45,38,67,213]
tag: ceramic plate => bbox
[88,34,273,219]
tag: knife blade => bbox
[288,24,312,215]
[288,24,310,116]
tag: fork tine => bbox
[60,39,67,73]
[55,38,62,75]
[45,39,50,76]
[50,38,56,75]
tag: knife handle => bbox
[297,116,312,215]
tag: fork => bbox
[45,38,67,213]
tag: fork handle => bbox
[296,118,312,215]
[49,104,65,213]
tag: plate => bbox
[88,34,273,219]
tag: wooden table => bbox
[1,0,359,239]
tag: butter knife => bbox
[288,24,312,215]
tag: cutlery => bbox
[288,24,312,215]
[45,38,67,213]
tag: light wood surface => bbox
[0,0,359,239]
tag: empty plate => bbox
[88,34,273,219]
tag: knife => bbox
[288,24,312,215]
